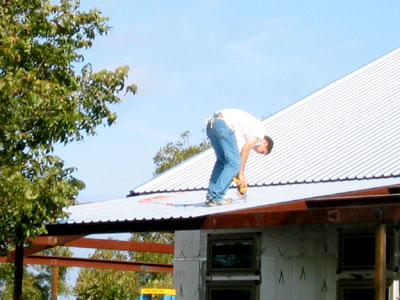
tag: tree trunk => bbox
[13,244,23,300]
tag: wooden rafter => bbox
[5,236,174,262]
[0,255,173,273]
[6,235,85,262]
[64,237,174,253]
[0,237,175,274]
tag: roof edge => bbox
[127,174,400,197]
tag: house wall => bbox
[174,230,203,300]
[174,224,399,300]
[259,225,337,300]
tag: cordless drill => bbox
[233,177,247,199]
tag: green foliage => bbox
[0,0,136,251]
[0,247,73,299]
[74,234,174,299]
[135,131,210,288]
[153,131,209,175]
[74,132,205,295]
[74,249,139,300]
[129,232,174,288]
[0,264,43,300]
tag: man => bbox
[206,108,273,206]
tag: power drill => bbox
[233,177,247,199]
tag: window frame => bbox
[206,280,259,300]
[336,229,394,273]
[337,279,391,300]
[206,232,260,275]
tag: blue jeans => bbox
[206,117,241,202]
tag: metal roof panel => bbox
[131,48,400,195]
[62,178,400,225]
[55,49,400,227]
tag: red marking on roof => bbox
[139,195,174,203]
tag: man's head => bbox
[253,135,274,155]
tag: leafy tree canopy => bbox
[129,232,174,288]
[0,0,136,252]
[74,249,139,300]
[153,131,209,175]
[0,247,73,299]
[74,132,207,296]
[73,236,174,300]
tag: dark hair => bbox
[264,135,274,154]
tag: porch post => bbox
[375,222,386,300]
[13,244,23,300]
[52,266,59,300]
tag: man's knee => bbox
[228,158,241,173]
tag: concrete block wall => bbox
[174,224,400,300]
[174,230,203,300]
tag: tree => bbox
[73,132,207,296]
[0,247,73,299]
[153,131,209,175]
[129,232,174,288]
[132,131,208,289]
[73,238,174,300]
[0,0,136,252]
[74,249,139,300]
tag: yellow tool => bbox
[233,177,247,199]
[139,288,176,300]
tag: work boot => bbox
[207,198,232,207]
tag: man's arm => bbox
[237,136,259,187]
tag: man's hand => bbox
[236,174,248,199]
[233,176,247,198]
[238,173,248,188]
[237,189,246,198]
[236,136,258,199]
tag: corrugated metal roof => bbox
[57,49,400,227]
[62,178,400,225]
[131,48,400,195]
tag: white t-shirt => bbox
[217,108,265,150]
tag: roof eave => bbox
[46,187,400,236]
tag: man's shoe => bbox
[207,198,232,207]
[220,198,232,205]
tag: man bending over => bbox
[206,108,273,206]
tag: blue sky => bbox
[54,0,400,205]
[53,0,400,298]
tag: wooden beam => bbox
[29,236,58,246]
[375,223,386,300]
[29,235,85,246]
[229,193,400,216]
[7,235,85,262]
[28,236,174,253]
[16,237,174,255]
[201,202,400,230]
[64,238,174,254]
[23,255,173,273]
